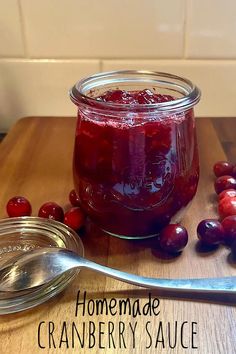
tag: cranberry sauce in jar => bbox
[70,71,201,238]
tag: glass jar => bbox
[70,70,201,239]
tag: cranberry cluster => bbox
[197,160,236,248]
[5,193,189,255]
[6,190,85,231]
[155,160,236,256]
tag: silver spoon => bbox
[0,247,236,294]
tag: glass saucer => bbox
[0,217,84,314]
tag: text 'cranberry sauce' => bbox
[70,71,201,238]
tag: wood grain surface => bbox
[0,117,236,354]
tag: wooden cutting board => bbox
[0,116,235,354]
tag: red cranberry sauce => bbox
[73,89,199,237]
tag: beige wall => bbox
[1,0,236,131]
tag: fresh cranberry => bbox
[214,175,236,194]
[38,202,64,221]
[218,197,236,219]
[64,207,85,230]
[197,219,224,245]
[213,161,234,177]
[159,224,188,254]
[69,189,81,207]
[232,166,236,178]
[6,196,32,217]
[221,215,236,245]
[218,189,236,201]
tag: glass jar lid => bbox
[0,217,84,314]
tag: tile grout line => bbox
[17,0,29,58]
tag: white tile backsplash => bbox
[0,59,100,131]
[0,0,25,57]
[186,0,236,58]
[1,0,236,129]
[20,0,185,58]
[102,60,236,117]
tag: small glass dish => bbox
[0,217,84,314]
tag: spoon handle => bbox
[79,256,236,294]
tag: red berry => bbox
[221,215,236,245]
[38,202,64,222]
[69,189,81,207]
[214,175,236,194]
[218,197,236,219]
[64,207,85,230]
[218,189,236,201]
[159,224,188,254]
[197,219,224,245]
[213,161,234,177]
[6,196,32,218]
[6,196,32,217]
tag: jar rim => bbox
[69,70,201,113]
